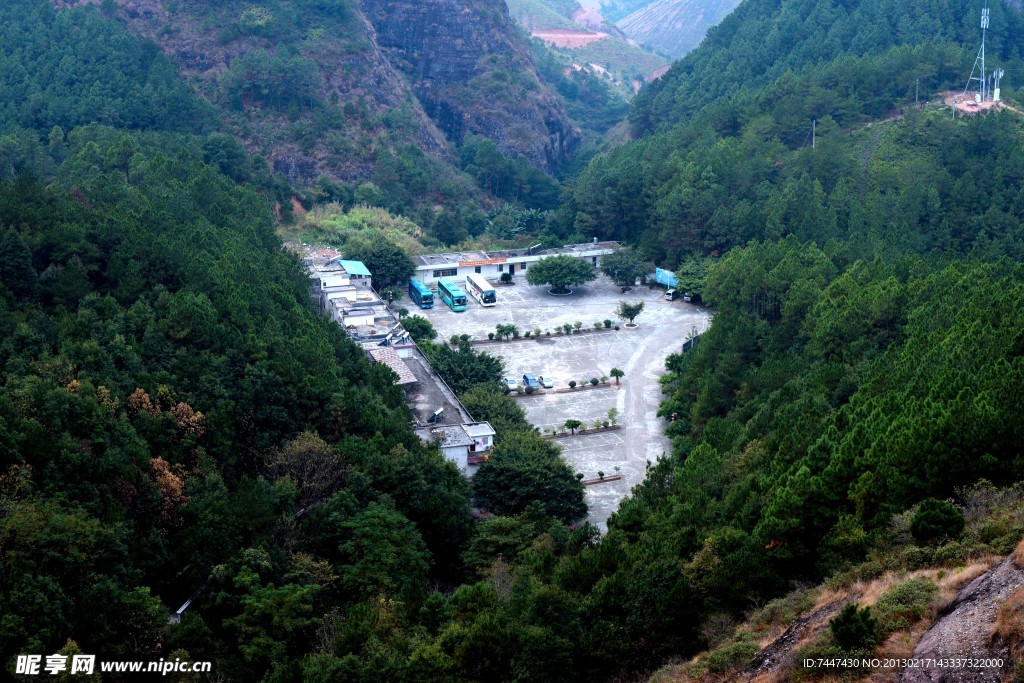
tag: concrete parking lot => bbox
[414,275,712,529]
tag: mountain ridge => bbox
[616,0,742,58]
[54,0,579,200]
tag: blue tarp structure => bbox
[332,259,372,277]
[654,267,677,287]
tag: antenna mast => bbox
[963,3,989,101]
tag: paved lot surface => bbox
[415,275,712,529]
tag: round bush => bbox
[488,332,495,340]
[911,498,965,545]
[568,380,577,388]
[590,378,599,386]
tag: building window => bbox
[520,262,527,270]
[474,266,481,274]
[498,265,503,272]
[432,268,457,278]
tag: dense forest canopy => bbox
[0,2,216,136]
[630,0,1024,135]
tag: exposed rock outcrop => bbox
[900,555,1024,683]
[361,0,581,168]
[55,0,576,188]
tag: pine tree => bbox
[0,229,35,300]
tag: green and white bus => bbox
[437,278,467,312]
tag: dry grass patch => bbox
[989,587,1024,659]
[1013,537,1024,569]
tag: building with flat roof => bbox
[415,422,496,473]
[413,240,620,284]
[306,257,408,345]
[366,347,417,385]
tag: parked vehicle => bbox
[665,289,677,301]
[522,373,540,389]
[538,376,554,388]
[503,377,519,391]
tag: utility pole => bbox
[812,119,816,149]
[916,78,919,107]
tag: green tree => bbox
[224,567,320,671]
[610,368,624,384]
[472,433,586,523]
[674,255,712,301]
[563,419,582,435]
[910,499,965,545]
[344,237,414,289]
[616,301,645,324]
[0,228,35,300]
[829,603,879,650]
[495,323,519,340]
[460,386,527,435]
[336,503,431,600]
[421,339,504,395]
[402,315,437,342]
[526,255,597,294]
[601,246,652,285]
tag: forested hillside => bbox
[4,0,1024,680]
[563,0,1024,265]
[630,0,1024,134]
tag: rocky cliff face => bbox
[361,0,580,168]
[57,0,576,190]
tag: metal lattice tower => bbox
[963,4,990,100]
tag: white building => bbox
[413,240,619,285]
[415,422,497,474]
[307,257,407,345]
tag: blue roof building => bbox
[331,259,372,278]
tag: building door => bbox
[509,264,515,274]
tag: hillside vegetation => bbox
[630,0,1024,134]
[3,0,1024,680]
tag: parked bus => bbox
[408,280,434,309]
[437,278,467,312]
[465,273,497,307]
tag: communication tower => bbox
[963,4,990,101]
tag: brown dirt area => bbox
[531,29,609,48]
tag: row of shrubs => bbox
[489,320,617,340]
